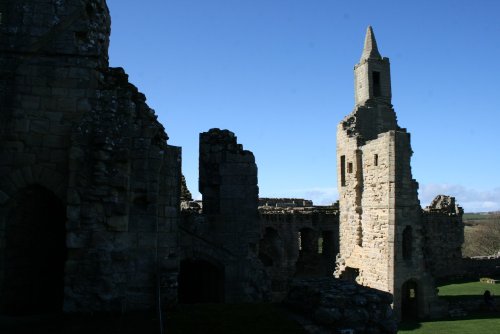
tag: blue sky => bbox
[106,0,500,212]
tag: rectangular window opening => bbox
[317,237,323,254]
[340,155,346,187]
[347,162,353,174]
[373,71,381,97]
[374,154,378,166]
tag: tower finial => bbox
[360,26,382,61]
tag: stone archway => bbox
[178,258,225,303]
[401,280,419,321]
[1,185,67,315]
[259,227,282,267]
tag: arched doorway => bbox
[259,227,282,267]
[178,259,225,303]
[401,280,419,321]
[1,185,67,315]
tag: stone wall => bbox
[259,204,339,301]
[179,128,269,303]
[423,195,465,279]
[0,0,180,313]
[462,256,500,280]
[284,278,397,334]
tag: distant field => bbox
[463,212,500,222]
[463,212,500,257]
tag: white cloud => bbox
[196,183,499,213]
[419,183,500,213]
[281,187,339,206]
[193,187,339,206]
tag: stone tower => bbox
[0,0,181,313]
[335,27,437,320]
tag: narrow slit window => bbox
[373,71,381,97]
[403,226,413,261]
[340,155,346,187]
[347,162,353,173]
[374,154,378,166]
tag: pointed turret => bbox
[360,26,381,61]
[354,26,391,106]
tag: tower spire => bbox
[360,26,381,61]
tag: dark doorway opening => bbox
[2,185,67,315]
[402,280,419,321]
[178,259,224,303]
[341,267,360,282]
[259,227,282,267]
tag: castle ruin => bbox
[0,0,497,330]
[0,0,180,313]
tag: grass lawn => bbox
[438,280,500,296]
[399,315,500,334]
[399,279,500,333]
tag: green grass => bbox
[166,303,306,334]
[399,280,500,333]
[399,315,500,334]
[438,280,500,297]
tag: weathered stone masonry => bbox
[422,195,464,280]
[258,200,339,301]
[335,27,439,320]
[179,129,269,303]
[0,0,180,313]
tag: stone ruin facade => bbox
[422,195,465,279]
[258,198,338,300]
[1,0,493,329]
[178,131,339,304]
[178,128,269,303]
[333,26,472,320]
[0,0,180,313]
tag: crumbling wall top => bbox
[199,128,254,158]
[259,198,313,208]
[424,195,463,216]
